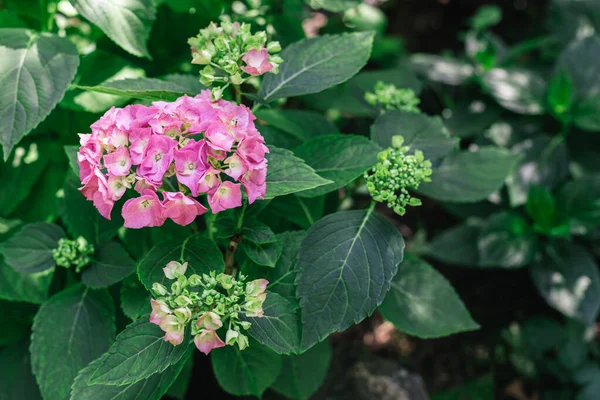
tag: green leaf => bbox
[0,340,42,400]
[64,145,79,176]
[82,241,137,288]
[88,318,190,386]
[256,109,338,143]
[260,32,374,101]
[505,136,569,207]
[556,36,600,131]
[62,174,122,244]
[0,9,26,28]
[527,185,564,235]
[379,254,478,338]
[0,142,50,214]
[0,301,37,346]
[557,175,600,234]
[470,5,502,30]
[68,0,156,59]
[0,29,79,160]
[294,134,381,197]
[530,241,600,325]
[418,147,521,203]
[14,162,67,222]
[0,222,64,273]
[296,208,404,351]
[211,339,282,398]
[242,292,301,354]
[271,340,332,400]
[240,239,283,268]
[165,357,193,400]
[425,221,481,267]
[444,100,503,139]
[410,54,474,86]
[269,195,325,229]
[137,235,224,290]
[482,68,547,115]
[307,0,359,12]
[370,111,458,160]
[477,211,538,268]
[0,258,54,304]
[31,285,116,400]
[242,220,278,244]
[547,67,573,119]
[73,78,198,102]
[265,146,333,199]
[266,231,306,303]
[120,275,151,321]
[71,349,191,400]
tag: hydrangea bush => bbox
[0,1,599,399]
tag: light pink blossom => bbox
[150,299,171,325]
[194,330,225,355]
[241,48,274,76]
[162,192,207,226]
[122,190,166,228]
[103,146,132,176]
[173,140,207,196]
[208,181,242,213]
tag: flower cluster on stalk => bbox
[365,81,421,114]
[76,90,269,229]
[150,261,267,355]
[365,135,433,216]
[188,21,282,99]
[52,237,94,272]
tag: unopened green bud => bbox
[267,41,281,53]
[188,274,202,287]
[152,283,168,296]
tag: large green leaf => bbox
[379,255,479,338]
[271,340,332,400]
[242,292,301,354]
[70,349,191,400]
[425,221,481,267]
[0,29,79,160]
[482,68,547,115]
[256,109,338,143]
[265,146,332,199]
[120,275,151,321]
[68,0,156,58]
[530,241,600,325]
[0,142,50,215]
[88,318,190,386]
[62,175,122,244]
[269,195,325,229]
[370,111,458,160]
[0,340,42,400]
[556,36,600,131]
[0,222,64,273]
[418,147,521,203]
[477,211,538,268]
[240,239,283,268]
[211,339,282,398]
[294,134,381,197]
[73,78,197,102]
[31,285,116,400]
[137,235,224,290]
[0,258,54,304]
[259,32,374,101]
[82,241,137,288]
[266,231,307,303]
[296,208,404,351]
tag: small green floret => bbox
[52,237,94,272]
[364,81,421,113]
[364,135,432,216]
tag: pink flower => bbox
[148,113,182,136]
[116,104,156,131]
[80,169,115,219]
[173,140,207,196]
[241,48,274,76]
[241,168,267,204]
[236,137,268,169]
[246,279,269,297]
[208,181,242,213]
[137,135,177,185]
[159,315,185,346]
[196,312,223,331]
[103,146,132,176]
[162,192,208,226]
[129,128,152,165]
[194,330,225,355]
[223,154,248,181]
[122,190,166,228]
[205,121,235,151]
[150,299,171,325]
[107,175,131,200]
[163,260,188,279]
[134,176,159,194]
[197,168,221,194]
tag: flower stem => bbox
[224,233,242,276]
[233,85,242,105]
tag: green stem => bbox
[539,122,570,166]
[40,0,57,32]
[502,35,557,64]
[234,85,242,105]
[224,234,242,276]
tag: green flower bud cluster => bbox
[364,135,432,216]
[151,261,267,353]
[188,21,282,100]
[364,81,421,113]
[52,237,94,272]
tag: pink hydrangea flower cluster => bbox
[77,90,269,229]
